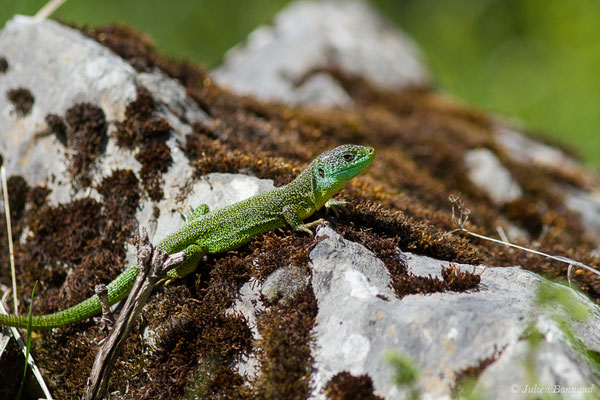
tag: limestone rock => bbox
[1,2,600,400]
[0,15,209,208]
[213,0,429,106]
[464,148,523,205]
[309,226,600,399]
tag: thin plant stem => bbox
[449,195,600,285]
[1,166,17,314]
[16,281,36,400]
[34,0,68,21]
[0,293,54,399]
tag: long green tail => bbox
[0,265,138,330]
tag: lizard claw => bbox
[157,276,173,286]
[325,199,350,218]
[175,207,191,223]
[296,218,328,235]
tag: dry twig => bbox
[83,227,185,400]
[93,284,115,336]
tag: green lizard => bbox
[0,144,375,329]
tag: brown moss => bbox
[341,201,482,265]
[0,56,8,73]
[0,168,142,399]
[62,103,108,187]
[134,249,254,400]
[82,24,160,73]
[256,285,317,400]
[324,371,384,400]
[114,86,170,147]
[27,184,51,209]
[184,134,300,187]
[0,181,51,284]
[96,169,141,232]
[6,175,30,226]
[18,198,120,313]
[183,359,253,400]
[135,140,172,200]
[0,176,31,276]
[7,87,34,117]
[114,86,172,200]
[44,113,68,145]
[248,230,315,282]
[394,264,481,297]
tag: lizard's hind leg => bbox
[162,243,206,285]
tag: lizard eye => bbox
[318,168,325,178]
[342,152,355,162]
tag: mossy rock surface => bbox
[0,2,599,399]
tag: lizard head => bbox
[309,144,375,200]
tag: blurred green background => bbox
[2,0,599,168]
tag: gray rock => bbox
[262,264,309,304]
[0,15,210,208]
[563,186,600,248]
[0,15,285,295]
[292,72,353,108]
[230,278,264,380]
[495,125,581,173]
[464,148,523,205]
[496,126,600,247]
[213,0,429,106]
[0,16,138,205]
[308,226,600,399]
[230,264,309,380]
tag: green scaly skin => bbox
[0,145,375,329]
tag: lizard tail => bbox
[0,265,139,330]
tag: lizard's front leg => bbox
[178,203,210,223]
[162,243,206,285]
[282,204,326,235]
